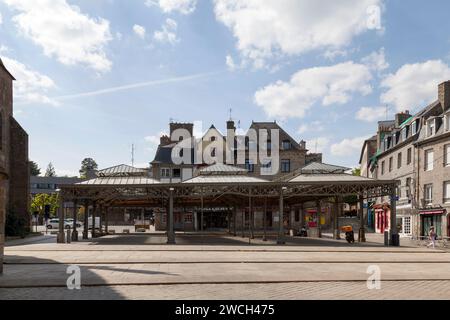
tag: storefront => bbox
[419,209,446,237]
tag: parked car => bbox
[65,218,82,228]
[46,218,72,229]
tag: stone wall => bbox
[9,118,30,231]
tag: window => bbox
[184,214,193,223]
[427,119,435,137]
[407,148,412,165]
[424,184,433,205]
[381,161,385,175]
[161,168,171,178]
[406,178,412,201]
[245,159,254,173]
[389,157,393,172]
[403,217,411,235]
[401,126,408,141]
[173,168,181,178]
[210,136,216,142]
[261,160,272,174]
[425,149,434,171]
[397,152,402,169]
[266,140,272,151]
[446,115,450,131]
[211,148,216,157]
[411,120,418,135]
[281,159,291,173]
[444,181,450,203]
[282,140,292,150]
[445,145,450,167]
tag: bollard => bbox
[66,229,71,244]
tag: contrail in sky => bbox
[53,71,221,101]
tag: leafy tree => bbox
[29,161,41,176]
[31,193,60,217]
[352,167,361,176]
[45,162,56,177]
[79,158,98,178]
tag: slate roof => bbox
[300,162,350,174]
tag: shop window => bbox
[295,209,300,222]
[403,217,411,235]
[184,214,193,223]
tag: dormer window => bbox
[445,113,450,132]
[401,126,408,141]
[427,119,435,137]
[411,119,419,135]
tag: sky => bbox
[1,0,450,176]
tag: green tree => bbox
[45,162,56,177]
[79,158,98,178]
[29,161,41,176]
[352,167,361,176]
[31,193,60,217]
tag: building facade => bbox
[361,81,450,238]
[0,58,30,273]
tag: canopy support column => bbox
[277,187,285,245]
[200,189,204,232]
[316,200,322,238]
[92,201,97,238]
[358,195,366,242]
[390,187,399,246]
[333,197,341,240]
[71,199,78,242]
[83,200,89,240]
[105,206,109,234]
[233,206,237,236]
[263,197,267,242]
[57,195,65,243]
[249,188,254,239]
[167,188,176,244]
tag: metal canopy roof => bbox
[184,175,268,184]
[97,164,148,177]
[199,163,248,175]
[288,173,380,184]
[300,162,350,174]
[77,176,159,186]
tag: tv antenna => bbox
[229,108,233,121]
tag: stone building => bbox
[360,81,450,238]
[0,58,30,273]
[414,81,450,238]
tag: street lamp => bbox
[277,186,287,245]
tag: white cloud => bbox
[225,54,236,71]
[4,0,113,73]
[0,11,3,24]
[1,56,58,106]
[144,135,162,145]
[362,47,389,71]
[154,18,179,45]
[355,106,387,122]
[381,60,450,111]
[254,61,373,119]
[330,135,371,157]
[298,121,324,134]
[214,0,383,69]
[145,0,197,15]
[306,137,330,153]
[133,24,146,39]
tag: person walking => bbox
[427,226,437,249]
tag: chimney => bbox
[160,135,171,146]
[299,140,306,150]
[169,123,194,142]
[226,120,235,132]
[439,81,450,111]
[395,111,410,127]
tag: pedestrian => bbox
[427,226,436,249]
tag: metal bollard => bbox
[66,229,71,243]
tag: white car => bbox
[65,218,82,228]
[46,218,72,229]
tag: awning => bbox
[419,209,446,215]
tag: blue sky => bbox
[1,0,450,176]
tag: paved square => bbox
[1,233,450,300]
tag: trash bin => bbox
[391,234,400,247]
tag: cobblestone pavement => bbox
[2,281,450,300]
[2,234,450,300]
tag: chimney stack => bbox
[439,81,450,111]
[395,111,410,127]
